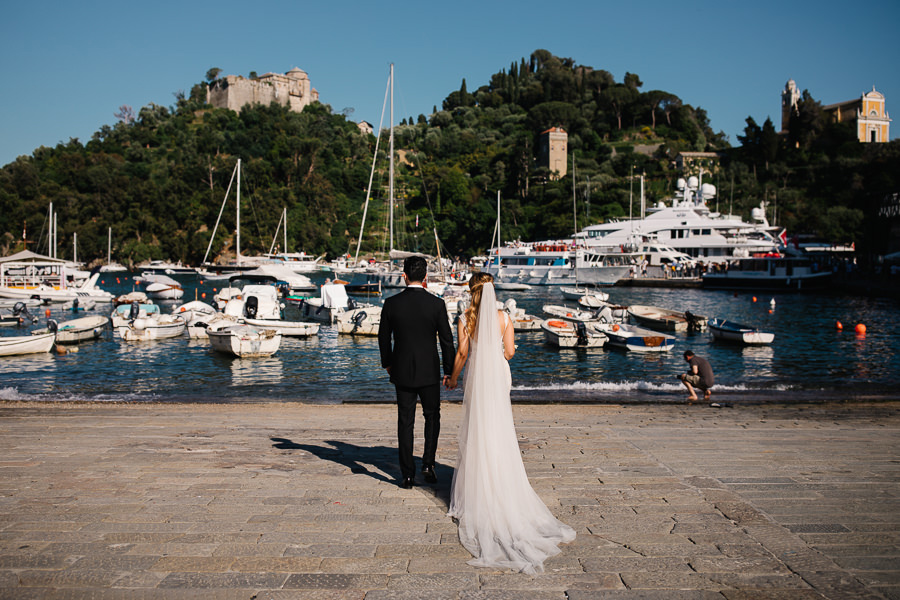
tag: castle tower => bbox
[539,127,568,180]
[781,79,800,133]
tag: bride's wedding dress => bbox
[448,282,575,574]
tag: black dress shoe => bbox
[422,465,437,484]
[400,477,415,489]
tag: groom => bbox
[378,256,455,489]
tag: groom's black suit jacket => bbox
[378,286,455,388]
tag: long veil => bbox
[449,282,575,574]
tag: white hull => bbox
[541,320,606,348]
[145,282,184,300]
[118,315,186,341]
[597,323,676,352]
[0,332,55,356]
[627,305,707,332]
[42,316,109,344]
[708,319,774,344]
[335,306,382,336]
[242,318,319,337]
[208,325,281,357]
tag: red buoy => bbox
[855,323,867,335]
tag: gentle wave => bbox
[0,386,157,403]
[512,380,794,393]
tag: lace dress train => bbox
[448,283,575,574]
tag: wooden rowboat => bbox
[0,332,55,356]
[627,304,707,332]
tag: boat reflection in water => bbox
[227,355,284,387]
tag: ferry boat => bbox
[701,255,832,291]
[484,242,634,286]
[580,175,781,264]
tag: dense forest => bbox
[1,49,897,267]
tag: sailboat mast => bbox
[388,63,395,254]
[236,158,241,266]
[107,227,112,265]
[283,207,288,254]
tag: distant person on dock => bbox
[678,350,714,403]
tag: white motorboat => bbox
[222,284,318,336]
[0,331,56,356]
[0,250,114,303]
[136,274,184,300]
[541,319,607,348]
[627,304,708,332]
[208,324,281,357]
[117,313,186,341]
[708,318,774,344]
[34,315,109,344]
[186,313,238,339]
[137,260,196,276]
[501,299,542,332]
[234,264,316,294]
[336,306,382,336]
[596,322,676,353]
[111,302,160,328]
[295,283,374,324]
[542,304,602,323]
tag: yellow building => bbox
[782,80,891,142]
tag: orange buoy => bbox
[855,323,867,335]
[116,278,120,283]
[45,309,51,318]
[612,324,620,332]
[836,321,843,330]
[201,292,206,299]
[101,280,104,284]
[768,309,773,314]
[752,296,757,302]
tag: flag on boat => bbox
[778,229,787,246]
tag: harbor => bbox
[1,270,899,405]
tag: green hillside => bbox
[1,50,897,266]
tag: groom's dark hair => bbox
[403,256,427,282]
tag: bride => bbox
[446,272,575,574]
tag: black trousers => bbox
[395,383,441,479]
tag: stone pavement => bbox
[0,400,898,600]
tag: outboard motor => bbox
[129,301,140,321]
[347,297,356,310]
[72,298,79,312]
[12,302,37,324]
[47,319,58,333]
[351,310,368,333]
[595,306,614,324]
[685,310,701,333]
[245,295,259,319]
[576,322,589,346]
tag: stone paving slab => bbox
[0,400,897,599]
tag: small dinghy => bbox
[708,318,774,344]
[208,324,281,357]
[596,322,676,353]
[0,331,55,356]
[627,304,708,332]
[34,315,109,344]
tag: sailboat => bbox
[199,159,263,275]
[348,64,445,290]
[100,227,128,272]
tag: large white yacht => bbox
[580,175,782,263]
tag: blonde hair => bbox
[464,272,494,339]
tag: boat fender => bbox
[612,324,620,332]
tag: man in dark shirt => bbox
[679,350,714,403]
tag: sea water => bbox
[1,272,898,405]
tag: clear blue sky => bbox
[1,0,897,167]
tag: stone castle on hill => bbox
[207,68,319,114]
[781,79,891,143]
